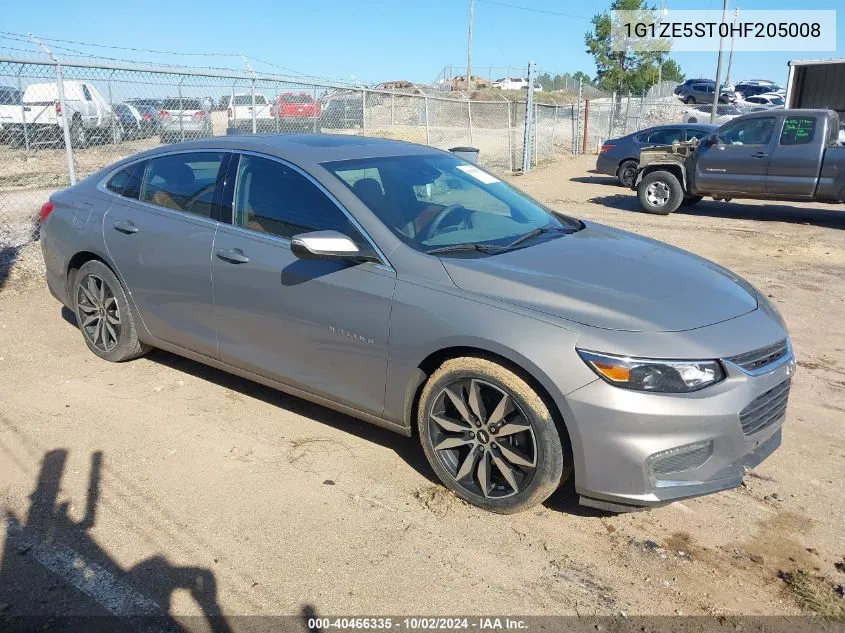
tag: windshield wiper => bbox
[425,242,506,255]
[502,225,570,251]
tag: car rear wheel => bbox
[685,96,695,104]
[69,117,87,149]
[616,160,638,188]
[417,357,566,514]
[73,260,149,362]
[638,170,684,215]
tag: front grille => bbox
[726,340,788,373]
[739,379,791,436]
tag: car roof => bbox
[118,133,444,165]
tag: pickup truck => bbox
[634,109,845,214]
[224,93,275,132]
[275,93,321,131]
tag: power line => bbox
[474,0,588,19]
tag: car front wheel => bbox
[417,357,566,514]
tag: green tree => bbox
[584,0,684,94]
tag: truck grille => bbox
[726,339,788,373]
[739,379,791,436]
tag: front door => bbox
[694,115,778,194]
[103,150,229,358]
[211,153,395,417]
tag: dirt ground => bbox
[1,155,844,624]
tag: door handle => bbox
[216,248,250,264]
[113,220,138,234]
[751,152,769,159]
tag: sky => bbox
[1,0,843,87]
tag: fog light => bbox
[648,441,713,481]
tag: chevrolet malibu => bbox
[39,135,794,514]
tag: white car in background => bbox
[224,93,275,132]
[492,77,543,91]
[741,93,785,108]
[682,104,743,125]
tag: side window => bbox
[233,155,357,240]
[140,152,226,217]
[646,128,682,144]
[81,84,92,101]
[685,128,711,141]
[718,117,776,146]
[106,160,147,199]
[780,117,816,146]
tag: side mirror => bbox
[290,230,366,261]
[701,133,718,148]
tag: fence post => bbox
[424,95,430,145]
[362,88,367,135]
[506,101,513,172]
[570,103,576,155]
[607,91,616,140]
[533,102,538,166]
[250,78,257,134]
[107,73,116,146]
[582,99,590,154]
[178,80,184,142]
[55,63,76,185]
[637,92,645,131]
[522,62,536,172]
[623,91,631,135]
[575,77,583,154]
[16,74,29,152]
[467,98,473,145]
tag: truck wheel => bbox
[616,160,638,188]
[638,171,684,215]
[682,196,703,206]
[69,117,87,149]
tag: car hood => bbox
[440,222,758,332]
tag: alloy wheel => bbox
[645,181,671,207]
[76,273,121,352]
[427,378,538,499]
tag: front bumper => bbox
[565,342,793,511]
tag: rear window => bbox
[0,88,21,105]
[282,94,313,104]
[780,117,816,145]
[233,95,268,105]
[161,98,203,111]
[140,152,226,217]
[106,160,148,200]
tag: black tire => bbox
[637,170,684,215]
[682,195,703,206]
[616,159,638,188]
[685,96,695,104]
[687,117,699,124]
[69,116,87,149]
[73,260,150,363]
[417,357,566,514]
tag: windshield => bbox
[324,154,581,255]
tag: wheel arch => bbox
[404,345,574,462]
[66,250,113,298]
[637,163,687,191]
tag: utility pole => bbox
[710,0,729,123]
[657,0,666,85]
[466,0,475,93]
[725,5,739,86]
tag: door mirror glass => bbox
[701,133,718,147]
[291,230,361,260]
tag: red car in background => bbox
[275,93,321,131]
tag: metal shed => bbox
[785,59,845,118]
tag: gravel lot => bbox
[1,155,844,625]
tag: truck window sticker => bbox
[780,117,816,146]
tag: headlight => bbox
[577,350,725,393]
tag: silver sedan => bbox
[38,134,793,513]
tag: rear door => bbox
[766,114,823,197]
[694,115,778,194]
[103,151,229,358]
[211,152,395,416]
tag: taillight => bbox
[39,200,55,223]
[143,112,153,120]
[600,143,615,154]
[193,110,207,119]
[159,110,170,119]
[55,101,61,115]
